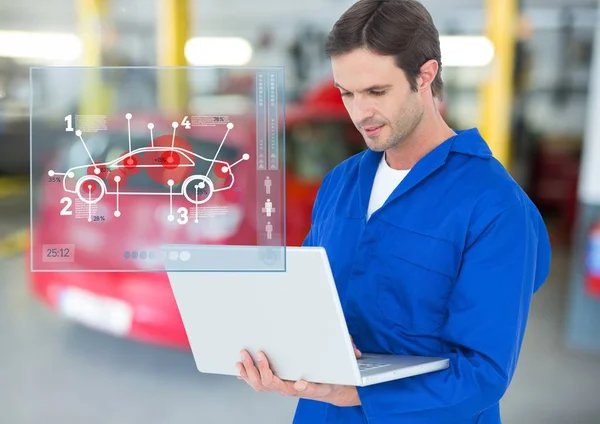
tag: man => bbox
[237,0,552,423]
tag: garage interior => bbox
[1,0,600,423]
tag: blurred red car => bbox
[27,80,365,349]
[28,112,259,347]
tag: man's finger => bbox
[236,362,245,378]
[241,350,265,391]
[350,336,362,358]
[256,352,297,396]
[293,380,333,398]
[256,351,277,388]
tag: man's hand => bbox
[236,339,362,407]
[352,337,362,359]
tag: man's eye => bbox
[341,92,352,97]
[370,90,385,96]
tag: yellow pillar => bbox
[156,0,190,115]
[77,0,111,115]
[478,0,518,169]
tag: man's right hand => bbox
[351,337,362,358]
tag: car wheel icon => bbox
[181,175,215,205]
[75,175,106,204]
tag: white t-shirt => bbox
[366,153,411,221]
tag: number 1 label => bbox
[65,114,74,132]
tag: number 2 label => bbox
[60,197,73,215]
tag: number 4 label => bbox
[181,116,191,129]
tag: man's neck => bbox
[384,110,456,171]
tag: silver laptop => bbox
[166,245,449,386]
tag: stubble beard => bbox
[365,108,424,153]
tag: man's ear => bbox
[418,59,439,93]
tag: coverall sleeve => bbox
[302,171,334,248]
[356,199,551,423]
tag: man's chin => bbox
[364,137,388,152]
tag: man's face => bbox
[331,48,424,152]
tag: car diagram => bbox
[47,115,250,221]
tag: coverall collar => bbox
[449,128,493,158]
[357,127,492,219]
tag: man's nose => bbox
[351,97,375,124]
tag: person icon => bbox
[265,221,273,240]
[262,199,275,217]
[264,176,272,195]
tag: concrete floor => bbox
[1,194,600,424]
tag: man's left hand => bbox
[237,350,361,407]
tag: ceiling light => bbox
[0,31,81,62]
[185,37,253,66]
[440,35,495,68]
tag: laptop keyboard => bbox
[358,362,390,372]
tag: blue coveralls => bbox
[294,128,552,424]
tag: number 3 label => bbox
[177,207,189,224]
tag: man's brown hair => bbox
[325,0,444,99]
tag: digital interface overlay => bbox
[30,66,285,272]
